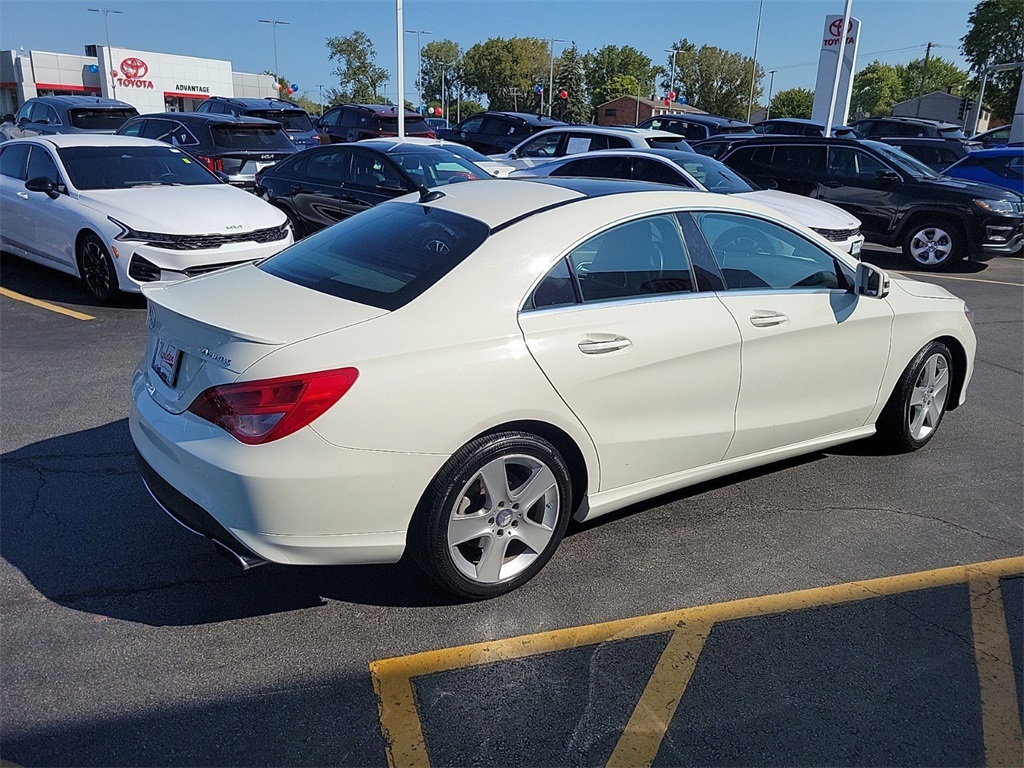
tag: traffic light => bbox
[958,98,975,120]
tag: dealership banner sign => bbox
[811,15,861,126]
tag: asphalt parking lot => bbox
[1,246,1022,766]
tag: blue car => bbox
[196,97,320,150]
[943,147,1024,193]
[0,96,137,141]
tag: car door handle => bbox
[291,184,305,193]
[749,312,789,327]
[16,191,29,199]
[578,336,632,354]
[824,180,843,187]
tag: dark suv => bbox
[435,112,566,154]
[850,116,968,142]
[715,136,1023,270]
[637,114,755,142]
[117,113,295,189]
[196,96,319,150]
[316,104,435,144]
[0,96,137,141]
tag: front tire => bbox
[77,232,120,303]
[410,432,572,600]
[902,220,964,271]
[877,341,953,452]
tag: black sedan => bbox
[254,141,488,238]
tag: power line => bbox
[768,44,932,73]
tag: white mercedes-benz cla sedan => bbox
[0,135,292,301]
[130,178,976,599]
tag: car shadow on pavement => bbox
[0,251,146,310]
[1,419,460,626]
[859,245,990,275]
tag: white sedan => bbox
[0,135,292,302]
[130,179,975,599]
[513,148,866,257]
[358,136,517,177]
[491,125,693,170]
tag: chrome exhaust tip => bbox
[212,539,268,570]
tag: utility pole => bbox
[316,84,324,115]
[258,19,290,83]
[746,0,765,121]
[404,29,433,108]
[765,69,777,119]
[88,8,122,99]
[508,87,521,111]
[547,37,564,116]
[396,0,405,136]
[914,41,934,117]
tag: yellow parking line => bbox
[370,556,1024,767]
[892,272,1023,288]
[0,287,94,320]
[968,570,1024,767]
[606,619,711,768]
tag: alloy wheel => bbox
[908,227,954,267]
[446,454,560,584]
[81,241,113,299]
[908,352,949,441]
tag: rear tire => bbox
[902,220,964,271]
[76,232,120,303]
[410,432,572,600]
[876,341,953,452]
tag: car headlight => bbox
[108,217,178,244]
[973,199,1016,215]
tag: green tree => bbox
[590,74,641,111]
[460,37,550,111]
[326,30,390,104]
[554,43,590,123]
[666,39,762,119]
[583,45,657,112]
[961,0,1024,121]
[851,60,905,117]
[450,97,486,122]
[420,39,462,109]
[769,88,814,119]
[901,56,969,101]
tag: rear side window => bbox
[305,149,351,184]
[632,158,686,185]
[377,117,429,133]
[211,125,293,150]
[0,144,30,180]
[724,145,775,174]
[69,108,137,130]
[551,156,631,179]
[773,145,826,173]
[260,204,490,310]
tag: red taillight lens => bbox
[426,131,436,139]
[198,155,224,173]
[188,367,358,445]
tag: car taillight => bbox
[188,367,359,445]
[426,131,436,139]
[197,155,224,173]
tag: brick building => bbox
[594,96,707,127]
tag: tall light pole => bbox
[258,19,290,82]
[746,0,765,121]
[396,0,405,136]
[764,69,777,119]
[405,29,433,108]
[664,48,681,106]
[316,84,324,116]
[88,8,122,99]
[547,37,565,116]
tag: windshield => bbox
[68,108,138,130]
[211,125,294,150]
[669,154,753,193]
[260,203,489,310]
[864,141,939,179]
[434,143,491,164]
[56,145,219,189]
[246,110,314,132]
[390,149,487,186]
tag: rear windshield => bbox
[246,110,314,132]
[378,117,430,132]
[56,145,219,189]
[69,108,138,130]
[260,203,490,310]
[646,135,693,150]
[211,125,293,150]
[719,124,755,134]
[937,126,966,139]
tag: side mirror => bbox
[2,114,13,123]
[376,178,404,191]
[875,170,900,183]
[855,261,889,299]
[25,176,60,199]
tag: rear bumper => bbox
[129,373,447,566]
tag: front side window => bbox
[457,115,485,134]
[517,132,562,158]
[724,145,775,175]
[550,156,631,180]
[350,151,405,188]
[319,109,341,127]
[827,146,888,179]
[118,119,144,137]
[481,117,513,136]
[389,150,484,187]
[695,212,844,291]
[631,158,687,185]
[570,214,695,302]
[14,103,31,122]
[27,146,63,185]
[260,203,489,310]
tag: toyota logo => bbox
[120,57,149,79]
[828,18,852,37]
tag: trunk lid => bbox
[141,263,387,413]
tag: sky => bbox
[0,0,980,108]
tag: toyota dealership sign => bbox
[811,15,861,125]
